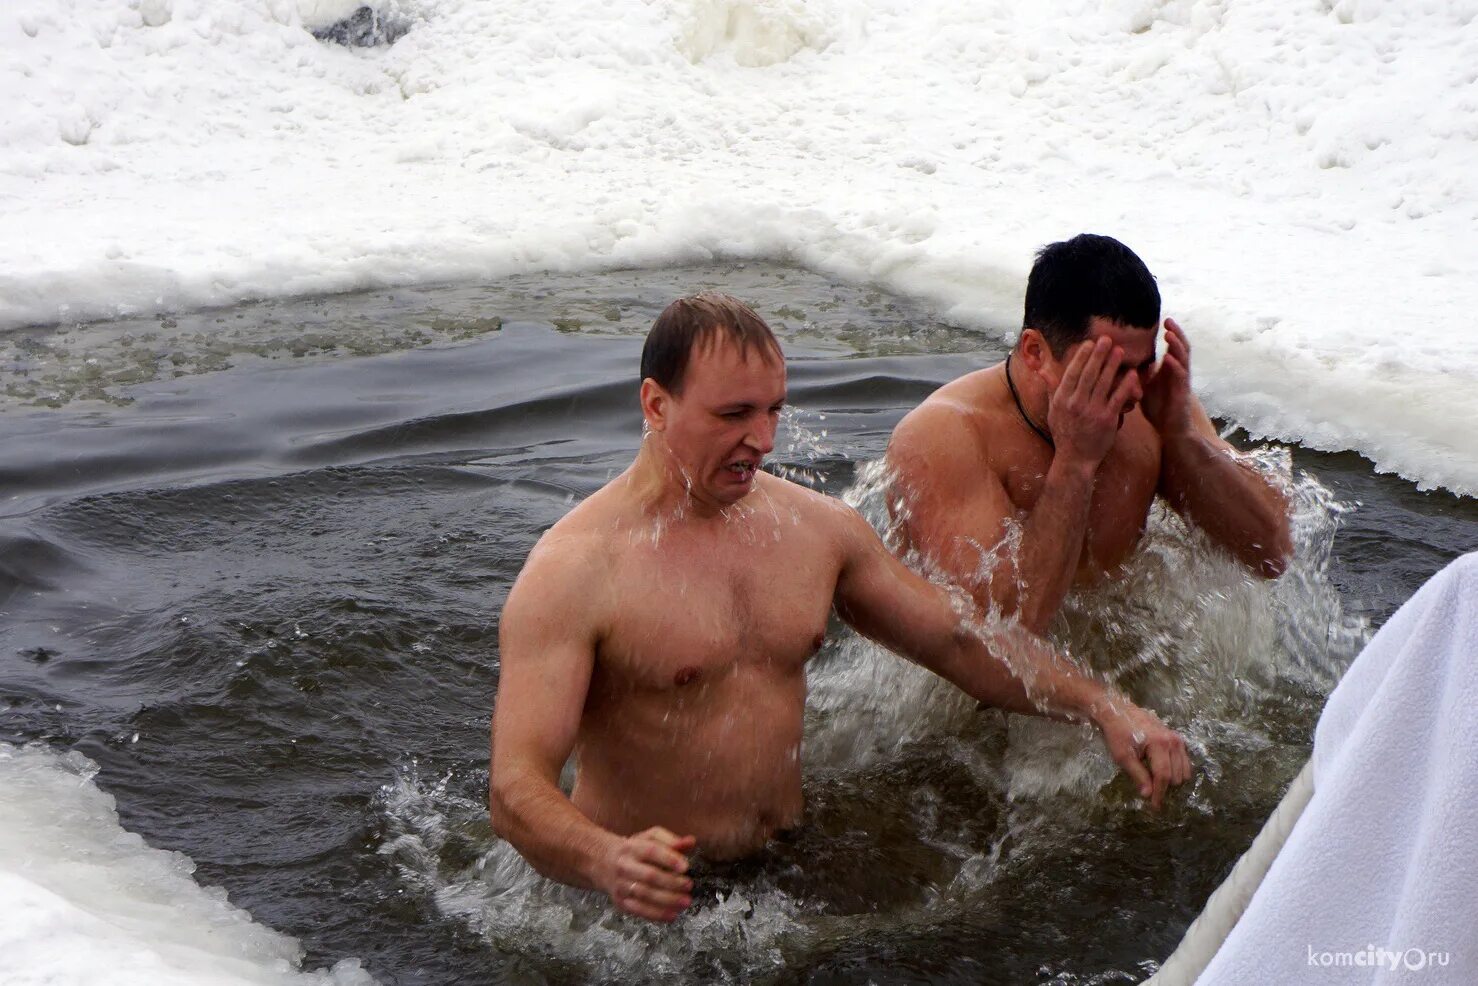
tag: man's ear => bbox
[1018,329,1052,374]
[640,378,669,432]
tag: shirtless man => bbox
[887,234,1292,636]
[490,292,1191,924]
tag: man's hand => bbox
[1092,698,1193,811]
[1047,335,1143,468]
[598,826,696,923]
[1141,317,1194,438]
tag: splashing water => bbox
[767,405,832,490]
[809,445,1368,803]
[378,434,1367,982]
[376,765,811,983]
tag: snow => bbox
[0,743,376,986]
[2,0,1476,495]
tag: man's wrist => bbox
[1155,412,1201,446]
[1047,452,1100,486]
[1081,683,1131,730]
[1158,423,1212,469]
[579,827,625,893]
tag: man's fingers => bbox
[636,834,692,873]
[616,895,681,924]
[627,878,692,914]
[1075,337,1112,399]
[616,857,689,898]
[1109,368,1141,411]
[644,828,698,854]
[1115,742,1154,801]
[1091,346,1124,404]
[1166,328,1189,366]
[1146,742,1172,811]
[1165,319,1190,366]
[1058,339,1093,395]
[612,861,693,919]
[634,846,694,889]
[1158,353,1186,386]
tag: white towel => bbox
[1196,552,1478,985]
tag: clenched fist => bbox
[597,826,696,923]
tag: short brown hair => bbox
[640,292,783,394]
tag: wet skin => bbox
[888,317,1293,636]
[571,471,837,859]
[490,332,1192,924]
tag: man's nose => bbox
[746,417,776,456]
[1123,370,1145,402]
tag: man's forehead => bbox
[1086,316,1158,357]
[685,333,786,394]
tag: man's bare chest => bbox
[597,537,837,691]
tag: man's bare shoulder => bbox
[746,470,839,521]
[889,365,1010,484]
[503,486,626,635]
[746,471,869,549]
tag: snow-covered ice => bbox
[3,0,1476,491]
[0,743,376,986]
[1,4,1475,976]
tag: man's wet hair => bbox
[1023,234,1160,356]
[641,292,783,394]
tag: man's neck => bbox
[626,439,725,521]
[1004,352,1053,444]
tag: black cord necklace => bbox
[1005,352,1054,449]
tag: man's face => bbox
[1042,316,1158,421]
[650,337,786,508]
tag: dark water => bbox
[2,264,1473,985]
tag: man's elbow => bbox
[487,768,518,840]
[1256,551,1289,580]
[1250,531,1293,580]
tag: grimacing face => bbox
[643,336,787,508]
[1040,316,1158,420]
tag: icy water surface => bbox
[2,264,1474,984]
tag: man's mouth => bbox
[726,460,757,480]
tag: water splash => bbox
[766,405,831,490]
[384,440,1367,982]
[375,764,811,982]
[809,446,1368,806]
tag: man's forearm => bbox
[987,456,1097,634]
[932,613,1116,725]
[489,771,619,891]
[1161,432,1292,577]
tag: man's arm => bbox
[828,502,1191,809]
[888,337,1137,634]
[889,409,1090,636]
[1146,319,1292,578]
[490,539,695,922]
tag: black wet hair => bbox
[1022,234,1160,356]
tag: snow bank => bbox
[1,0,1476,492]
[0,743,375,986]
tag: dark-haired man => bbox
[491,291,1191,924]
[887,234,1292,637]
